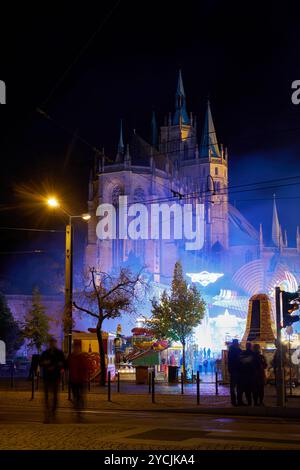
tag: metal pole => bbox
[36,372,40,391]
[117,371,120,392]
[197,371,200,405]
[148,372,151,393]
[65,221,73,356]
[151,370,155,403]
[68,371,71,401]
[31,374,35,400]
[108,371,111,402]
[289,335,293,396]
[215,371,219,395]
[275,286,285,407]
[10,361,14,389]
[181,372,184,395]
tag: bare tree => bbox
[73,267,144,386]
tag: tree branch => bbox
[73,301,99,319]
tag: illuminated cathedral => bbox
[83,70,300,345]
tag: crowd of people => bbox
[228,339,267,407]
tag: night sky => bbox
[0,0,300,292]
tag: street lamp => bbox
[47,196,90,355]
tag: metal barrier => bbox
[151,371,155,403]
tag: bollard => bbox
[148,373,151,394]
[117,371,120,393]
[197,371,200,405]
[10,362,14,389]
[151,370,155,404]
[108,371,111,402]
[30,374,35,400]
[181,373,184,395]
[215,371,219,395]
[68,371,71,401]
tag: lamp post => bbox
[47,197,90,355]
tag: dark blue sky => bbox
[0,0,300,291]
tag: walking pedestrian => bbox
[253,344,267,406]
[239,342,255,406]
[68,342,89,421]
[228,339,244,406]
[40,338,66,423]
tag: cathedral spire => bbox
[200,99,221,158]
[259,223,264,249]
[151,111,158,148]
[272,194,281,247]
[284,229,288,248]
[118,119,124,154]
[173,69,190,126]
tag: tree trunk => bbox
[96,321,106,386]
[182,341,186,380]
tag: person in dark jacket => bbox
[67,342,89,420]
[252,344,267,406]
[40,338,66,423]
[228,339,243,406]
[239,342,256,406]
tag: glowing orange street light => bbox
[47,196,60,208]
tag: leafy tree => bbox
[0,292,23,357]
[150,261,206,378]
[74,267,144,386]
[22,287,52,354]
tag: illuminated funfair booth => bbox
[72,329,116,381]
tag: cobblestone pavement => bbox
[1,391,300,450]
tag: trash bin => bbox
[135,366,149,384]
[168,365,179,383]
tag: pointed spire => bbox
[272,195,281,247]
[151,111,158,148]
[284,229,288,247]
[177,69,185,97]
[124,144,131,167]
[173,69,190,125]
[279,224,283,250]
[259,223,264,249]
[118,119,124,154]
[200,100,221,158]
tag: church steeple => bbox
[151,111,158,148]
[272,194,280,247]
[118,119,124,154]
[200,100,221,158]
[173,69,189,126]
[116,119,125,163]
[259,223,264,250]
